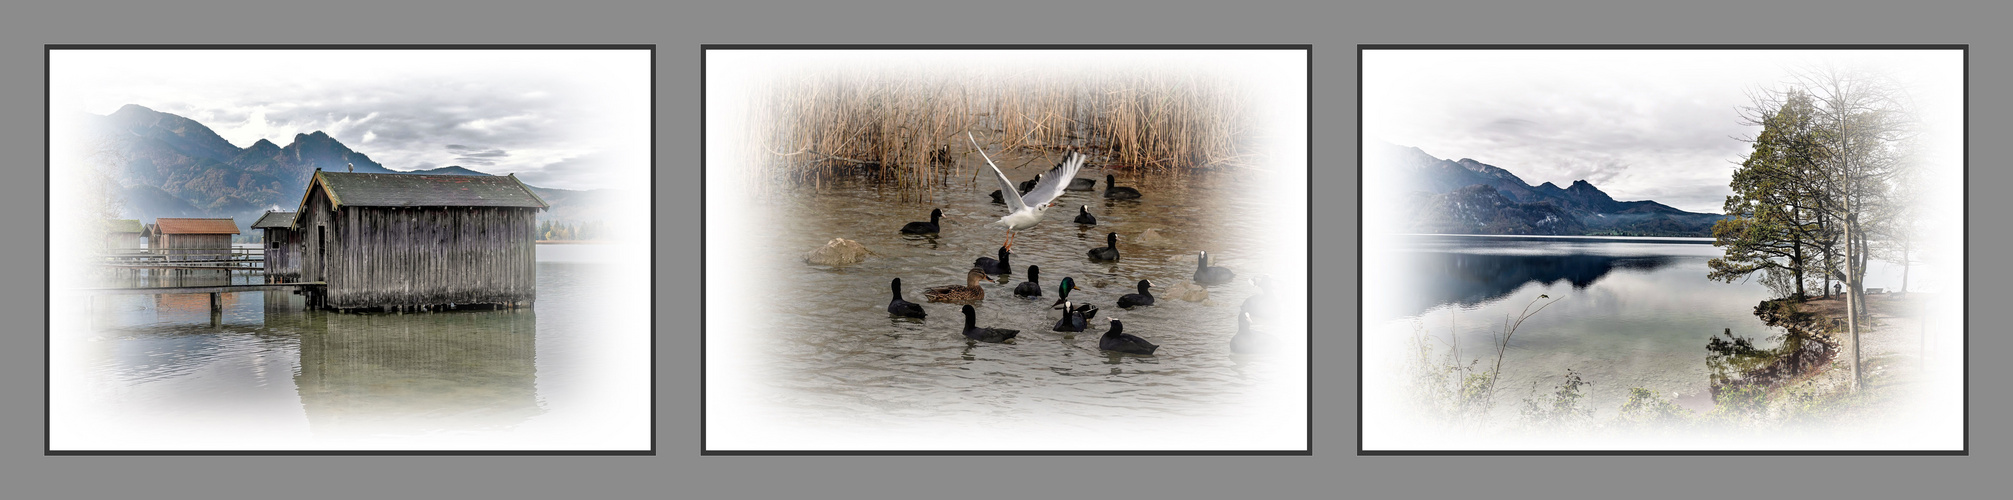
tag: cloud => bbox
[445,144,511,165]
[52,49,649,191]
[1366,51,1807,213]
[513,151,629,191]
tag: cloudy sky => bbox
[50,49,650,191]
[1363,49,1963,214]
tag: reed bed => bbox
[746,66,1256,193]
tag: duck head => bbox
[1051,277,1083,307]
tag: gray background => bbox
[4,1,2002,498]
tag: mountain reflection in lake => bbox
[1405,250,1679,314]
[51,245,647,450]
[1376,234,1775,421]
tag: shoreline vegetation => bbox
[742,68,1259,193]
[1407,291,1931,437]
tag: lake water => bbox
[49,243,651,451]
[706,151,1308,450]
[1367,234,1928,423]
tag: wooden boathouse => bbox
[102,219,144,252]
[252,210,300,282]
[151,218,241,261]
[293,169,548,312]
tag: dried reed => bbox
[748,67,1255,193]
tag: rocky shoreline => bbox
[1715,293,1927,403]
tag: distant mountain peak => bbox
[84,105,606,226]
[1379,143,1724,237]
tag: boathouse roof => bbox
[251,211,297,229]
[103,219,142,233]
[154,218,242,235]
[303,170,550,211]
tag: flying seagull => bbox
[967,131,1085,251]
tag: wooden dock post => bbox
[209,292,222,313]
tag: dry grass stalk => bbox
[751,67,1255,193]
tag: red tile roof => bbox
[154,218,241,234]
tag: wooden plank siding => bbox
[161,233,232,261]
[298,184,538,311]
[262,227,301,281]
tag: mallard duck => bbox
[887,278,926,318]
[1049,277,1099,320]
[1117,279,1156,309]
[924,268,996,303]
[1231,312,1278,354]
[1104,174,1142,199]
[1053,300,1088,332]
[1088,232,1120,261]
[960,304,1019,343]
[1100,318,1158,355]
[1014,265,1043,298]
[974,246,1012,276]
[1194,251,1235,285]
[899,208,942,234]
[1074,205,1097,225]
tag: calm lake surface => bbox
[711,152,1306,449]
[1373,234,1924,419]
[52,243,648,450]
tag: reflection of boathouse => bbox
[251,210,300,282]
[292,170,548,311]
[292,310,541,435]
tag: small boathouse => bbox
[251,210,300,282]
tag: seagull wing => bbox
[1020,151,1085,208]
[969,132,1026,212]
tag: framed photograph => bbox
[1359,45,1965,453]
[45,45,655,453]
[703,45,1310,453]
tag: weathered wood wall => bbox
[298,188,539,310]
[161,233,232,261]
[262,227,301,280]
[103,233,142,251]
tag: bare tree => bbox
[1786,65,1918,392]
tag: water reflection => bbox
[1403,252,1680,314]
[295,309,542,437]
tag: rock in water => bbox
[804,237,872,266]
[1137,228,1173,246]
[1170,282,1209,302]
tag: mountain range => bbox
[1371,141,1725,237]
[77,104,614,230]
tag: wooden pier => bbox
[73,282,327,313]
